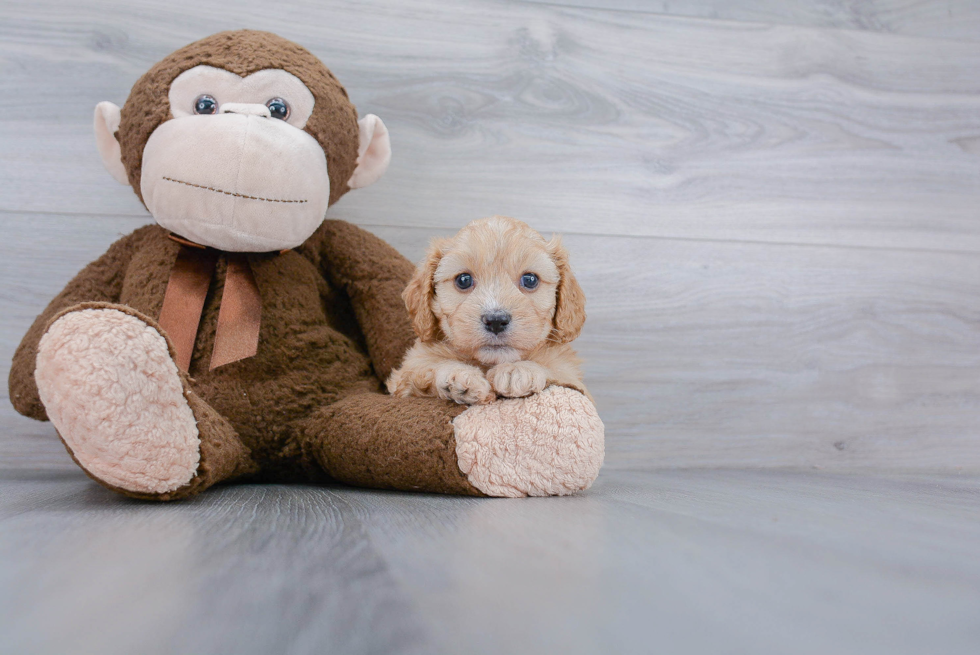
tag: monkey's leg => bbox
[302,387,604,497]
[34,303,257,501]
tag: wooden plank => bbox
[347,468,980,655]
[365,225,980,471]
[0,473,437,655]
[1,0,979,251]
[3,213,978,472]
[2,468,980,654]
[4,3,980,654]
[519,0,980,43]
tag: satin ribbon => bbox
[158,235,262,372]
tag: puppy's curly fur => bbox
[387,216,588,405]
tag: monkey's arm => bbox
[304,385,603,497]
[9,228,144,420]
[299,219,416,382]
[303,392,485,495]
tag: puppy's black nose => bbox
[482,311,511,335]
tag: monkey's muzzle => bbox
[140,113,330,252]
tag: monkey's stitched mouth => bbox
[162,177,308,204]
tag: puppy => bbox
[387,216,588,405]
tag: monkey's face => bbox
[138,66,329,252]
[94,31,391,253]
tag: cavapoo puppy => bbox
[387,215,588,405]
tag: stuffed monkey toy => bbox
[7,31,604,500]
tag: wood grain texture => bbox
[1,0,979,473]
[3,4,980,649]
[0,472,435,655]
[520,0,980,43]
[1,0,980,251]
[3,214,979,471]
[2,468,980,655]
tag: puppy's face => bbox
[404,216,586,365]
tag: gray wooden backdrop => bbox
[2,0,979,472]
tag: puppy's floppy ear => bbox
[403,238,447,342]
[548,235,586,344]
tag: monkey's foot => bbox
[35,307,201,494]
[452,386,604,497]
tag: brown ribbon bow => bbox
[158,234,263,372]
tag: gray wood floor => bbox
[2,0,980,470]
[3,467,980,655]
[2,0,980,652]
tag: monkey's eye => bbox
[455,273,473,291]
[266,98,290,120]
[520,273,539,290]
[194,95,217,115]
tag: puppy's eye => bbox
[455,273,473,290]
[266,97,289,120]
[520,273,539,290]
[194,95,217,115]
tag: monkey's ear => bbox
[94,102,130,186]
[347,114,391,190]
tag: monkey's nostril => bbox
[482,311,511,335]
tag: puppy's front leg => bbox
[389,360,493,405]
[388,343,494,405]
[487,361,550,398]
[435,362,495,405]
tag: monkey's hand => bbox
[435,363,494,405]
[487,361,550,399]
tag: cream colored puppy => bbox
[387,216,588,404]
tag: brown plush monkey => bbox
[8,31,603,500]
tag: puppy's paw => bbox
[487,361,549,398]
[435,364,494,405]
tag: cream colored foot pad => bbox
[35,308,200,494]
